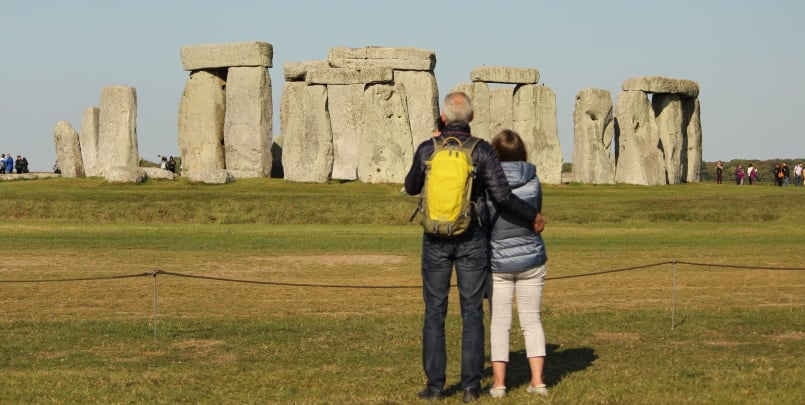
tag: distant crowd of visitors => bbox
[715,161,804,187]
[0,154,29,174]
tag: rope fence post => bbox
[152,269,159,342]
[671,259,677,330]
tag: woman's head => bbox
[491,129,528,162]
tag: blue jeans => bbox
[421,227,488,391]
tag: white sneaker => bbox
[527,384,548,395]
[489,386,506,398]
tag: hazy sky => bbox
[1,0,803,172]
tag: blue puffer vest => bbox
[487,161,547,273]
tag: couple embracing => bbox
[405,92,549,402]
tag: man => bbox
[794,162,803,187]
[404,92,544,403]
[0,154,5,174]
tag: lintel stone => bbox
[471,66,540,84]
[284,61,331,81]
[181,41,273,71]
[328,46,435,71]
[305,67,393,85]
[622,76,699,98]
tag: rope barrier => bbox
[0,261,801,287]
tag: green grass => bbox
[0,178,803,404]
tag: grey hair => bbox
[442,92,473,124]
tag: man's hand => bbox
[532,213,545,234]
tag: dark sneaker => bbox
[418,388,444,401]
[462,388,480,403]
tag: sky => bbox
[1,0,804,172]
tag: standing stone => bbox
[178,70,226,175]
[98,86,139,175]
[573,89,615,184]
[53,120,85,178]
[394,70,440,147]
[614,91,666,185]
[281,83,333,182]
[452,82,491,142]
[489,87,514,137]
[79,106,101,177]
[683,98,702,182]
[512,84,563,184]
[224,66,273,178]
[653,94,684,184]
[359,83,413,184]
[328,84,364,180]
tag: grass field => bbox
[0,177,803,404]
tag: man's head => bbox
[441,92,474,125]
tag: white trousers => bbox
[489,264,547,362]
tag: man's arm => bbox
[478,142,543,233]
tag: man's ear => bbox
[439,112,446,123]
[469,111,474,123]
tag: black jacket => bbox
[404,123,538,229]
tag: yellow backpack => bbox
[412,136,480,237]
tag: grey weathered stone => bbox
[224,66,273,178]
[451,82,491,142]
[394,70,440,148]
[142,167,176,180]
[653,94,684,184]
[284,60,331,82]
[328,46,435,71]
[683,98,702,183]
[622,76,699,98]
[105,166,146,183]
[78,106,101,177]
[306,67,393,85]
[281,82,333,182]
[328,84,363,180]
[186,169,234,184]
[53,120,85,178]
[359,83,413,184]
[178,70,226,176]
[97,86,139,176]
[512,84,563,184]
[489,87,514,137]
[181,41,272,71]
[614,91,666,185]
[572,89,615,184]
[471,66,540,84]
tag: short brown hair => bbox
[491,129,527,162]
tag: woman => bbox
[487,129,548,398]
[716,161,723,184]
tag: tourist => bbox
[15,156,23,174]
[774,163,784,187]
[4,154,13,174]
[486,129,549,398]
[782,162,790,186]
[734,164,744,185]
[21,157,29,173]
[0,154,5,174]
[794,163,803,187]
[404,92,544,403]
[747,164,757,186]
[716,161,723,184]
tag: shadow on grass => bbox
[489,344,598,390]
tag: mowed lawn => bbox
[0,178,802,404]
